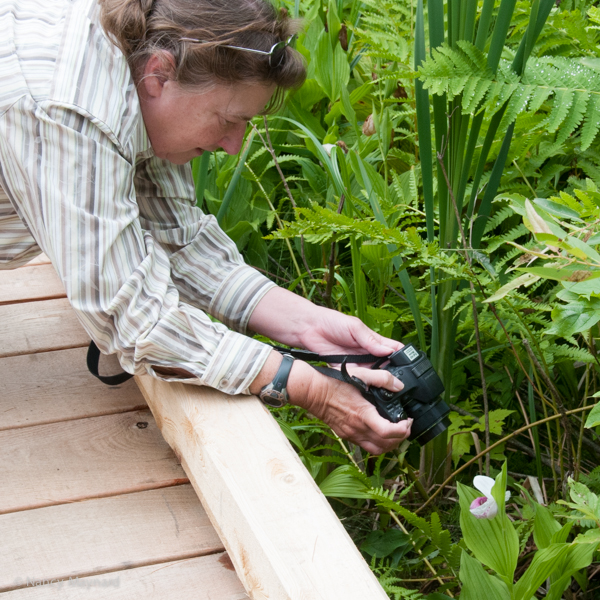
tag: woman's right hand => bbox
[252,352,412,455]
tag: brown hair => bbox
[99,0,306,110]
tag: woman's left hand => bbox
[250,286,405,392]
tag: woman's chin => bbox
[163,149,203,165]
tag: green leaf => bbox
[458,464,519,584]
[318,465,372,499]
[275,419,305,452]
[458,551,511,600]
[548,301,600,337]
[484,273,540,303]
[533,198,582,221]
[574,528,600,545]
[313,31,350,102]
[513,543,571,600]
[533,504,561,550]
[545,543,597,600]
[521,267,600,282]
[585,402,600,429]
[562,278,600,299]
[360,529,411,558]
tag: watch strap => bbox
[259,354,295,408]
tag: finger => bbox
[362,408,413,441]
[350,323,403,356]
[345,366,404,392]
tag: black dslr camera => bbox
[354,344,450,446]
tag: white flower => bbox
[322,143,336,156]
[469,475,511,519]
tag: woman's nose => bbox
[219,122,249,155]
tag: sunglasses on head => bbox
[180,34,297,68]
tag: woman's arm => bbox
[248,287,413,454]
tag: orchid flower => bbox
[322,143,336,156]
[469,475,511,519]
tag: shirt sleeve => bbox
[0,95,276,395]
[133,155,276,333]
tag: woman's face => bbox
[138,56,276,164]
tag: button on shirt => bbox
[0,0,276,394]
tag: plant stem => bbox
[576,334,592,480]
[323,195,346,309]
[388,511,455,597]
[254,119,319,290]
[522,338,574,476]
[244,162,307,294]
[415,405,595,513]
[437,151,491,474]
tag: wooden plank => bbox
[0,264,65,305]
[0,298,90,358]
[23,254,51,267]
[0,553,248,599]
[0,485,224,593]
[135,376,389,600]
[0,409,188,514]
[0,348,146,431]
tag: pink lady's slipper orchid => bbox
[469,475,511,519]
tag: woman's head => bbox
[100,0,305,104]
[100,0,306,163]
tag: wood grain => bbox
[0,553,248,599]
[0,485,224,593]
[0,348,146,431]
[0,264,65,305]
[0,409,188,514]
[136,375,389,600]
[23,254,51,267]
[0,298,90,358]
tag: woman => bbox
[0,0,412,454]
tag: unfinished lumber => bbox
[0,553,248,600]
[135,376,389,600]
[0,298,90,358]
[0,485,223,593]
[23,254,51,267]
[0,348,145,431]
[0,264,65,305]
[0,409,188,514]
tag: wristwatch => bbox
[259,354,295,408]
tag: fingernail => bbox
[392,379,404,391]
[408,418,414,426]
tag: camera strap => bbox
[267,345,385,395]
[87,341,134,386]
[86,340,387,392]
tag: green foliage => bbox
[418,46,600,149]
[458,467,599,599]
[191,0,600,594]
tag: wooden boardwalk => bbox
[0,257,248,599]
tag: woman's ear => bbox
[141,52,177,98]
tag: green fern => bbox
[350,0,413,64]
[418,42,600,150]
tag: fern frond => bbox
[418,46,600,147]
[580,93,600,151]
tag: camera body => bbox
[359,344,450,446]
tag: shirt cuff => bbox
[201,330,272,395]
[209,264,277,333]
[146,330,272,396]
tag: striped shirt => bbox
[0,0,276,394]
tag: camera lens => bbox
[405,397,451,446]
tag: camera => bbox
[355,344,450,446]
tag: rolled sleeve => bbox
[0,97,273,395]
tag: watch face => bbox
[260,389,287,408]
